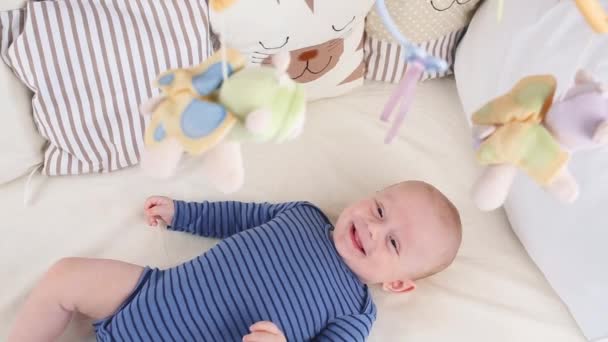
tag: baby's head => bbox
[334,181,462,293]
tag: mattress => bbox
[0,78,585,341]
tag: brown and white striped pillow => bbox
[1,9,24,68]
[364,0,482,83]
[0,6,49,185]
[2,0,212,176]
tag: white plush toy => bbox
[208,0,375,101]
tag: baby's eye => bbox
[390,237,398,251]
[376,204,384,218]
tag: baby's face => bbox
[333,182,456,288]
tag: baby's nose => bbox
[368,223,382,240]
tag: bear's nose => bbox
[298,49,318,62]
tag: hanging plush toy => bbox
[470,70,608,211]
[139,48,306,193]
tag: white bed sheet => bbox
[0,78,584,341]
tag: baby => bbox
[8,181,461,342]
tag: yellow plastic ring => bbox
[210,0,238,12]
[575,0,608,33]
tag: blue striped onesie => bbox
[94,201,377,341]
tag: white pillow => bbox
[0,0,43,184]
[455,1,608,341]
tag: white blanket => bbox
[0,78,584,341]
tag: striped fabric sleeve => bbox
[169,201,304,238]
[313,312,376,342]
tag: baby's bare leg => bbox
[8,258,143,342]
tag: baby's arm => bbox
[145,196,303,239]
[171,200,306,238]
[8,258,143,342]
[312,313,375,342]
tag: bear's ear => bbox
[305,0,314,12]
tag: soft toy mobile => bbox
[139,48,306,193]
[471,70,608,211]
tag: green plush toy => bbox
[139,48,306,193]
[220,64,306,144]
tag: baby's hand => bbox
[242,321,286,342]
[144,196,175,227]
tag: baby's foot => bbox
[593,121,608,145]
[547,168,579,203]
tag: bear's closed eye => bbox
[259,36,290,50]
[430,0,472,12]
[332,16,355,32]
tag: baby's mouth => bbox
[350,224,366,255]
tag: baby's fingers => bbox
[243,322,285,342]
[242,332,284,342]
[144,197,158,210]
[249,322,282,335]
[144,196,169,210]
[146,206,166,219]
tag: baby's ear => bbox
[382,280,416,293]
